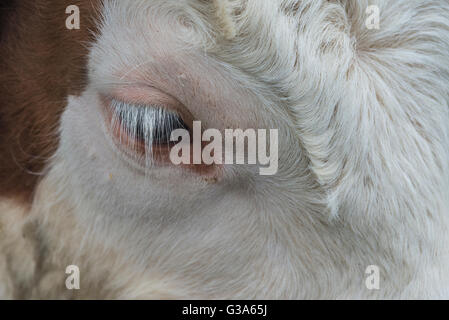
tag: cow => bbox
[1,0,448,299]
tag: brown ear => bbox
[0,0,101,205]
[0,0,16,39]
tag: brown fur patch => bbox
[0,0,102,204]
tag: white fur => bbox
[2,0,449,299]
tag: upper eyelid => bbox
[110,99,183,119]
[101,85,195,126]
[110,98,164,112]
[102,84,183,109]
[109,99,189,134]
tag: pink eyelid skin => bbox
[106,85,194,127]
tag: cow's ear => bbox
[0,0,101,205]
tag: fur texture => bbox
[1,0,449,299]
[0,0,100,203]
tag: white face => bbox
[37,0,449,298]
[60,0,306,220]
[54,0,313,298]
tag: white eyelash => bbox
[109,99,186,165]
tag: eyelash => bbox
[109,99,189,151]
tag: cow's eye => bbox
[110,99,189,146]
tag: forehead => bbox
[88,0,294,130]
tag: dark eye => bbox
[134,107,188,144]
[110,99,189,146]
